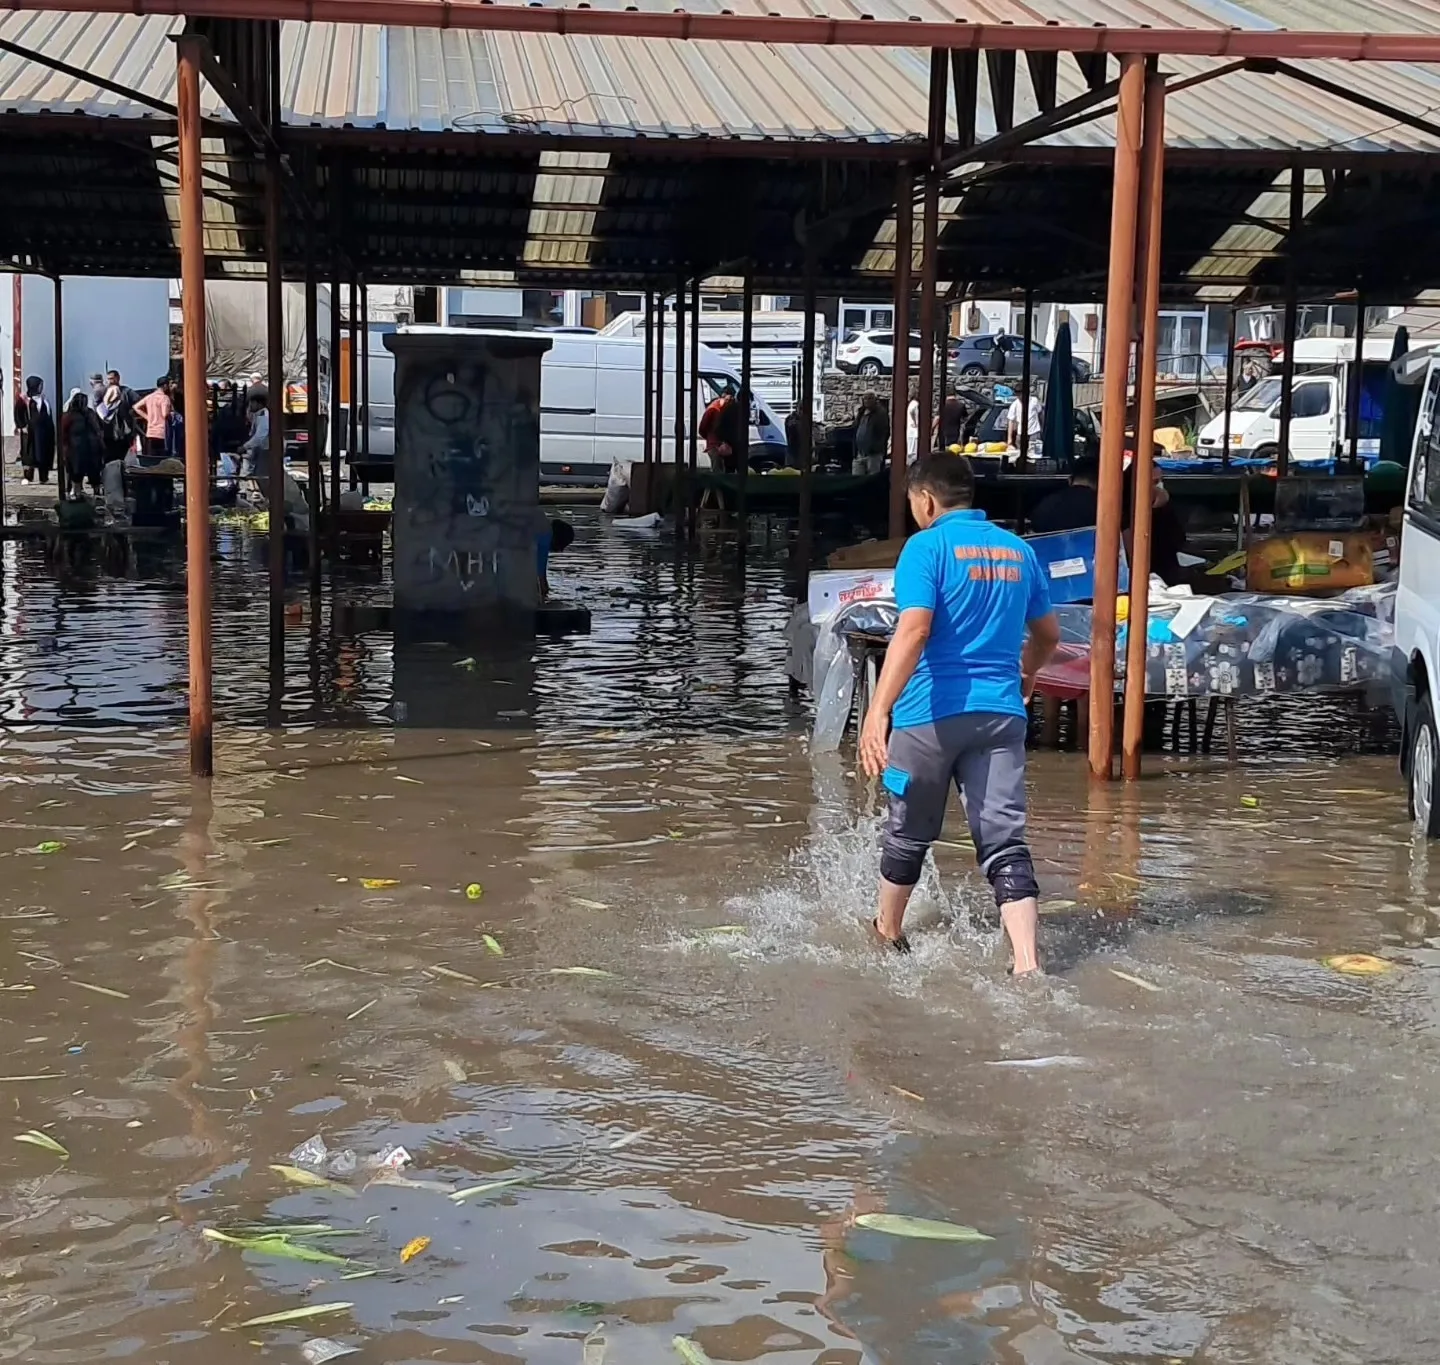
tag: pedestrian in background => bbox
[132,377,173,462]
[15,376,56,484]
[60,388,105,497]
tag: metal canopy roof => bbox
[7,9,1440,299]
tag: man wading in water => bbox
[859,455,1060,975]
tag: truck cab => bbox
[1392,343,1440,832]
[1196,336,1391,466]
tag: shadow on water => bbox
[5,508,1440,1365]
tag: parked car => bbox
[952,333,1093,383]
[834,329,921,376]
[834,329,967,377]
[961,398,1099,463]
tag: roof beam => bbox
[0,34,177,118]
[1268,60,1440,143]
[985,51,1017,134]
[8,4,1440,61]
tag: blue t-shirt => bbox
[891,508,1052,729]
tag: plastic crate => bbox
[1024,525,1129,605]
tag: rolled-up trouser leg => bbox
[879,723,953,886]
[952,713,1039,906]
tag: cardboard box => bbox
[1246,531,1374,594]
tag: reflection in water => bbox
[0,510,1433,1364]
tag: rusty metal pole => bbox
[53,276,66,498]
[653,289,666,488]
[265,150,286,679]
[1276,165,1303,480]
[328,260,342,554]
[1349,289,1365,471]
[688,275,700,540]
[1121,70,1166,783]
[916,179,940,458]
[347,275,359,488]
[798,246,818,577]
[304,220,321,589]
[1221,304,1235,472]
[674,274,687,526]
[642,288,654,474]
[890,167,913,538]
[738,264,754,549]
[177,37,213,778]
[1019,285,1034,468]
[1088,52,1145,782]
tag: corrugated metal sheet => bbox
[8,9,1440,153]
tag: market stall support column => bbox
[916,175,940,459]
[674,275,687,525]
[936,290,950,417]
[737,265,754,550]
[53,276,66,499]
[1221,304,1235,472]
[177,36,213,778]
[305,226,321,587]
[360,281,370,463]
[643,288,654,479]
[1349,289,1365,471]
[889,166,913,539]
[688,275,700,540]
[1275,165,1303,480]
[1121,69,1167,783]
[265,148,286,683]
[347,276,359,489]
[1019,284,1034,469]
[328,260,342,554]
[797,246,818,574]
[1088,52,1145,782]
[653,291,666,485]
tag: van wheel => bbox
[1252,443,1279,465]
[1409,692,1440,836]
[858,358,885,377]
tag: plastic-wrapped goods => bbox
[811,597,899,752]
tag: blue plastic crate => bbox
[1024,525,1129,605]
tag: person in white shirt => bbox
[1005,392,1043,457]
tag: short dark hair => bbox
[1070,455,1100,485]
[550,518,575,553]
[907,454,975,509]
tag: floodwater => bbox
[2,509,1438,1365]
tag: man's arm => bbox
[1021,611,1061,698]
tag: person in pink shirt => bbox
[132,377,174,461]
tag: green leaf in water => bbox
[482,934,504,957]
[673,1336,714,1365]
[236,1303,354,1328]
[15,1129,68,1158]
[202,1228,352,1266]
[449,1176,531,1203]
[851,1213,993,1242]
[34,841,66,854]
[269,1164,358,1196]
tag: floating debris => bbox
[400,1236,431,1264]
[852,1213,992,1242]
[572,898,609,911]
[443,1060,468,1083]
[1323,953,1393,976]
[360,878,400,890]
[345,999,377,1022]
[300,1339,360,1365]
[550,967,614,979]
[673,1338,713,1365]
[465,883,484,900]
[450,1176,531,1203]
[237,1303,353,1329]
[1240,795,1260,809]
[1109,968,1162,993]
[202,1228,351,1266]
[609,1128,650,1150]
[428,964,481,985]
[889,1085,925,1103]
[70,980,130,1000]
[15,1129,68,1158]
[987,1056,1088,1070]
[269,1165,357,1197]
[482,934,504,957]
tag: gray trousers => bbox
[880,712,1039,904]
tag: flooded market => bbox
[2,509,1437,1365]
[11,2,1440,1362]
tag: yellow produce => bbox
[1322,953,1392,976]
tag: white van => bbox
[365,326,788,485]
[1391,342,1440,832]
[1196,336,1393,465]
[602,310,824,419]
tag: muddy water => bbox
[2,514,1438,1365]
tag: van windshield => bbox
[1234,377,1283,411]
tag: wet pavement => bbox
[2,509,1437,1365]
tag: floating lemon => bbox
[466,883,484,900]
[1322,953,1392,976]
